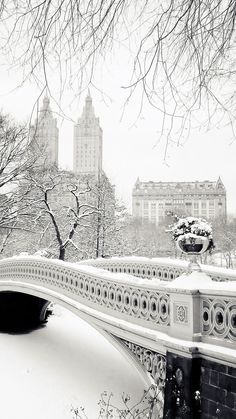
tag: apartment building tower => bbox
[73,92,103,176]
[30,95,59,167]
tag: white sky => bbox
[0,53,235,215]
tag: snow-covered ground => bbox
[0,306,144,419]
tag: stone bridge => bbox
[1,255,236,418]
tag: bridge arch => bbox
[0,280,157,389]
[2,256,236,417]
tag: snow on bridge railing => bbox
[201,285,236,344]
[1,256,236,349]
[0,255,171,333]
[78,257,188,281]
[78,256,236,282]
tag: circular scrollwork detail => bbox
[202,307,210,325]
[160,297,169,324]
[131,293,139,314]
[140,294,149,317]
[123,291,131,313]
[148,294,159,321]
[95,284,101,302]
[228,307,236,341]
[108,286,116,307]
[213,305,226,333]
[230,309,236,329]
[116,288,123,309]
[101,284,108,303]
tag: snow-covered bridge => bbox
[1,255,236,418]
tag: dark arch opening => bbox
[0,291,51,333]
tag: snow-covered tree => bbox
[212,217,236,268]
[0,113,34,251]
[3,167,126,261]
[22,169,101,260]
[117,216,174,258]
[88,173,127,258]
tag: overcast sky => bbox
[0,54,235,215]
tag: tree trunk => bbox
[96,212,101,258]
[59,246,65,261]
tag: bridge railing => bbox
[0,256,171,334]
[1,256,236,349]
[78,257,236,347]
[78,257,188,281]
[78,256,236,282]
[201,286,236,344]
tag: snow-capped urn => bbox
[171,217,214,255]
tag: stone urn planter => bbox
[171,217,214,271]
[177,234,210,255]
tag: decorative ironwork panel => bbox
[202,297,236,342]
[79,259,187,281]
[80,257,236,282]
[0,258,170,329]
[117,338,166,418]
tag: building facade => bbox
[73,92,103,176]
[132,177,227,224]
[30,95,59,167]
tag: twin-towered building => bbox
[132,177,227,223]
[31,93,227,223]
[30,91,103,176]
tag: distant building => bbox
[73,92,103,176]
[132,177,227,224]
[30,95,59,167]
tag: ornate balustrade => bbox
[78,257,188,281]
[0,256,171,333]
[3,255,236,419]
[201,288,236,345]
[2,255,236,419]
[0,256,236,350]
[78,256,236,282]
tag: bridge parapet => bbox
[78,257,188,281]
[201,289,236,345]
[0,256,171,334]
[1,256,236,418]
[79,256,236,282]
[1,256,236,350]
